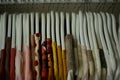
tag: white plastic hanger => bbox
[1,13,6,50]
[87,12,101,80]
[111,14,120,80]
[55,12,60,46]
[111,14,120,57]
[76,14,82,80]
[12,14,16,48]
[30,13,34,35]
[66,13,70,35]
[79,11,88,80]
[26,13,30,46]
[97,13,112,80]
[119,15,120,44]
[101,12,116,73]
[51,11,55,42]
[60,12,65,50]
[7,14,12,38]
[36,12,39,33]
[47,13,50,39]
[72,12,79,76]
[106,12,118,59]
[84,13,90,50]
[41,13,46,44]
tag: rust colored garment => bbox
[10,48,16,80]
[0,49,6,80]
[41,41,48,80]
[47,38,54,80]
[5,37,11,80]
[30,35,36,80]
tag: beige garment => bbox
[81,46,89,80]
[92,49,101,80]
[86,50,95,80]
[77,45,83,80]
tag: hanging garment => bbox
[24,45,33,80]
[0,49,6,80]
[30,35,36,80]
[60,12,67,80]
[10,48,16,80]
[41,40,48,80]
[86,50,94,80]
[15,49,23,80]
[34,33,41,80]
[52,41,59,80]
[47,38,54,80]
[65,35,75,78]
[51,11,59,80]
[5,37,11,80]
[67,70,74,80]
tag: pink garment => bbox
[15,50,23,80]
[24,45,33,80]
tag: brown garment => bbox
[5,37,11,80]
[0,49,6,80]
[30,35,36,80]
[65,35,75,73]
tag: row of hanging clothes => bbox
[0,11,120,80]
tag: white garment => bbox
[67,70,74,80]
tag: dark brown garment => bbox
[0,49,6,80]
[47,38,54,80]
[5,37,11,80]
[10,48,16,80]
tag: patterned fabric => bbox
[34,33,41,80]
[47,39,54,80]
[5,37,11,80]
[62,50,67,80]
[52,41,58,80]
[24,45,33,80]
[0,49,6,80]
[86,50,94,80]
[10,48,16,80]
[57,46,63,80]
[41,41,48,80]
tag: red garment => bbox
[0,49,6,80]
[10,48,16,80]
[47,38,54,80]
[5,37,11,80]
